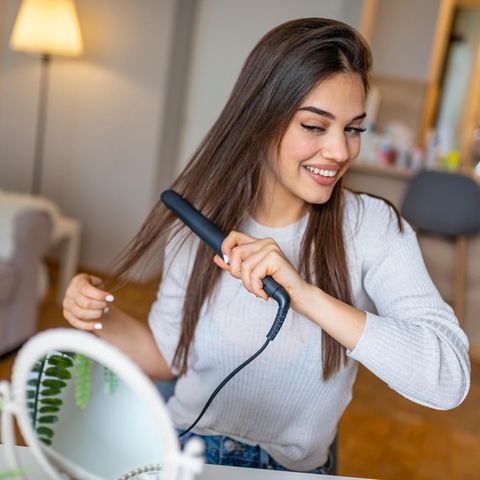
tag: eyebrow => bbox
[298,106,367,122]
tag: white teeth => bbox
[305,166,337,177]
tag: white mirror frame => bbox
[0,328,203,480]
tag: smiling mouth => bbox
[304,166,339,178]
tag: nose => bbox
[321,130,350,164]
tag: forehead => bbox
[300,73,366,119]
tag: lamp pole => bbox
[31,53,50,195]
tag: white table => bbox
[0,445,369,480]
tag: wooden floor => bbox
[1,265,479,480]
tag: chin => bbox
[303,185,336,205]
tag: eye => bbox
[345,126,366,136]
[301,123,326,134]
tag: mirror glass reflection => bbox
[25,350,166,479]
[436,6,480,158]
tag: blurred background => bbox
[0,1,479,479]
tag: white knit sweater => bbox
[148,190,470,471]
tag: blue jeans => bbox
[177,430,334,475]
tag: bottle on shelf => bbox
[409,146,424,171]
[376,128,395,165]
[475,161,480,176]
[444,150,461,172]
[425,129,441,170]
[471,127,480,175]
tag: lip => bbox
[303,165,340,186]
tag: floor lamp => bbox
[9,0,83,195]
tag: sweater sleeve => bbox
[148,231,198,375]
[347,200,470,410]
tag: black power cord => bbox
[178,338,270,438]
[179,304,289,438]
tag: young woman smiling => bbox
[63,18,470,475]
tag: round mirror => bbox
[8,329,203,480]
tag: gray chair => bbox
[155,378,177,402]
[0,210,52,356]
[401,170,480,323]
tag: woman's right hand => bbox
[63,273,115,331]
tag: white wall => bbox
[176,0,364,172]
[369,0,440,81]
[0,0,40,192]
[0,0,178,272]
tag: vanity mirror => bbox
[0,329,204,480]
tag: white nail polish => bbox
[94,323,103,330]
[105,294,114,302]
[223,254,229,264]
[103,306,109,314]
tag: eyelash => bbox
[301,124,366,136]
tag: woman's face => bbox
[264,73,366,212]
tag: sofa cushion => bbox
[0,262,17,303]
[0,190,60,261]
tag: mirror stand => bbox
[0,381,24,478]
[0,329,204,480]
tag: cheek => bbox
[280,135,318,164]
[348,137,361,160]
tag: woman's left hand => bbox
[213,231,309,309]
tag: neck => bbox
[253,182,308,228]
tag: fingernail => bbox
[223,254,229,264]
[105,294,114,302]
[94,323,103,330]
[103,306,109,314]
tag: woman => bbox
[63,18,470,474]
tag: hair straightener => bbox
[160,190,290,437]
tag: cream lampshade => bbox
[10,0,83,57]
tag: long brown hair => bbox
[111,18,374,379]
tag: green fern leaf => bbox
[47,355,74,368]
[42,379,67,389]
[26,352,74,445]
[36,426,54,438]
[74,354,93,410]
[39,406,60,414]
[40,388,61,396]
[0,468,30,479]
[103,366,119,394]
[38,415,59,424]
[40,398,63,406]
[44,366,72,380]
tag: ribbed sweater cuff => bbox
[347,310,379,362]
